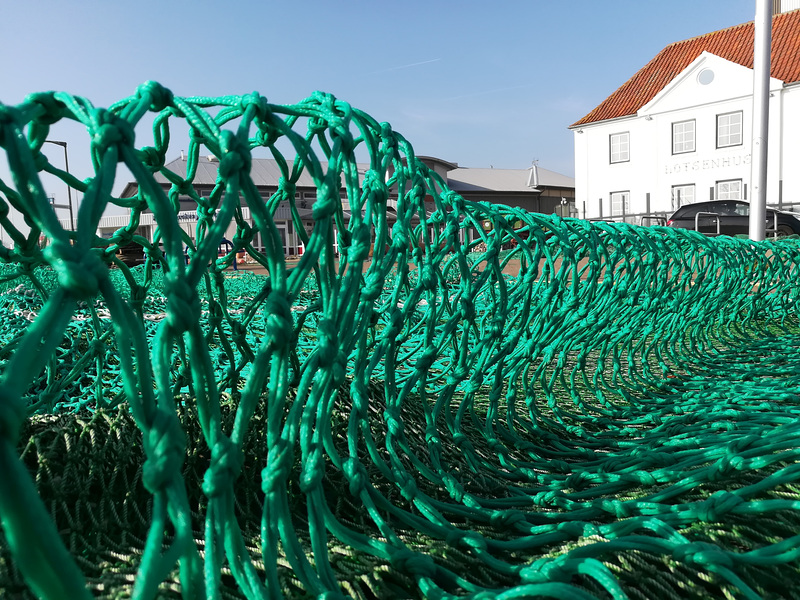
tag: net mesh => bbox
[1,82,800,599]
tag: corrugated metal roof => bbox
[155,156,369,188]
[572,10,800,127]
[447,166,574,192]
[151,157,574,194]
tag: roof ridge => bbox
[662,19,752,49]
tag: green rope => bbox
[1,82,800,599]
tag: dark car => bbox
[666,200,800,237]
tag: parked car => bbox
[666,200,800,237]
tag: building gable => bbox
[638,52,784,117]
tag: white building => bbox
[570,7,800,222]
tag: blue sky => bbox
[1,0,757,194]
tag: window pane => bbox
[672,120,695,154]
[611,191,630,216]
[610,133,629,163]
[718,112,742,147]
[672,184,695,208]
[716,179,742,200]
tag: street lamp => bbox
[44,140,74,231]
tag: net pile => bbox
[1,83,800,599]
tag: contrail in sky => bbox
[368,58,441,75]
[440,84,537,102]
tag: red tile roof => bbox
[571,10,800,128]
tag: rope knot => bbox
[424,426,440,446]
[697,491,744,523]
[263,292,294,348]
[240,92,270,120]
[520,557,572,584]
[362,273,383,300]
[165,276,201,333]
[219,130,252,180]
[715,454,745,478]
[672,542,733,568]
[393,469,418,501]
[379,122,396,149]
[261,438,290,496]
[136,81,174,112]
[387,548,437,579]
[92,110,135,156]
[45,242,106,299]
[298,444,324,494]
[347,224,371,263]
[383,410,404,437]
[459,297,475,320]
[443,475,465,503]
[532,490,559,506]
[727,434,761,454]
[489,509,526,528]
[443,190,465,213]
[363,170,388,204]
[202,436,243,498]
[342,457,368,497]
[452,431,470,448]
[420,264,437,291]
[415,346,438,372]
[391,224,410,251]
[142,410,186,494]
[312,189,338,221]
[565,471,592,491]
[317,319,344,374]
[138,146,165,171]
[26,92,67,125]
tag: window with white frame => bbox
[610,191,630,216]
[716,179,742,200]
[672,120,695,154]
[717,111,742,148]
[671,184,695,208]
[609,132,630,163]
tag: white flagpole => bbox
[750,0,772,241]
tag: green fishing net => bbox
[1,82,800,599]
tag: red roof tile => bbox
[571,10,800,128]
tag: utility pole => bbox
[750,0,771,241]
[44,140,74,232]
